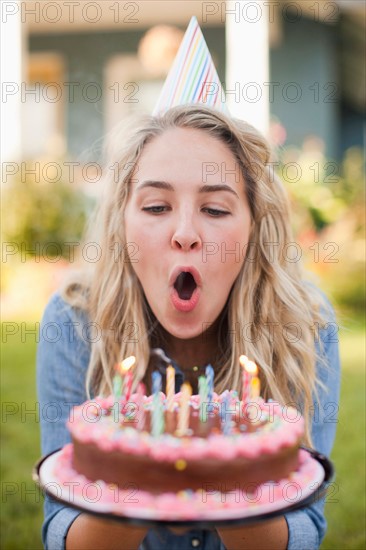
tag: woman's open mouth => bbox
[174,272,197,300]
[170,268,201,313]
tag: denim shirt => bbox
[36,292,341,550]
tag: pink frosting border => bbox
[50,446,321,521]
[67,393,304,462]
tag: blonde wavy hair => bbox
[63,105,328,445]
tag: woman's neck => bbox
[158,319,221,373]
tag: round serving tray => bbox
[33,446,334,528]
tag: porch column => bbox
[1,2,24,162]
[225,0,270,135]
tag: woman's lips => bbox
[168,265,202,287]
[170,286,201,313]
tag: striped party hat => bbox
[153,16,228,116]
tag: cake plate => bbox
[33,446,334,528]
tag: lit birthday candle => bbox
[166,365,175,412]
[250,363,261,399]
[120,356,136,403]
[151,371,164,437]
[177,382,192,436]
[240,355,257,404]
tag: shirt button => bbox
[191,538,201,547]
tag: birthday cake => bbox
[67,364,304,496]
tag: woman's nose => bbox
[171,215,202,251]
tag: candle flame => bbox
[239,355,258,375]
[120,355,136,372]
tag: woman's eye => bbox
[142,206,230,216]
[203,208,230,217]
[142,206,168,214]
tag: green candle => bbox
[113,373,122,400]
[198,375,208,423]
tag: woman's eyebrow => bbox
[199,184,239,198]
[137,180,173,192]
[137,180,239,198]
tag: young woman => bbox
[37,105,340,550]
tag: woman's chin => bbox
[163,325,203,341]
[158,316,208,342]
[151,300,221,341]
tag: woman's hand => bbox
[217,516,288,550]
[66,513,147,550]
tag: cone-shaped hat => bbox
[153,16,228,116]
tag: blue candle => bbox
[221,391,232,435]
[151,371,164,437]
[205,365,214,405]
[152,371,162,395]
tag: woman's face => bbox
[124,127,251,340]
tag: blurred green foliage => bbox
[277,145,365,315]
[279,146,365,232]
[2,160,93,258]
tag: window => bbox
[24,53,65,158]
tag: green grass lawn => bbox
[321,319,366,550]
[1,320,365,549]
[1,323,43,549]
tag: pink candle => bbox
[124,371,132,402]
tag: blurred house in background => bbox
[3,0,365,163]
[2,0,365,321]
